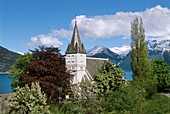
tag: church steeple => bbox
[66,21,86,54]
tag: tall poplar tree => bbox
[131,18,149,80]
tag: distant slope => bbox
[119,52,131,71]
[119,50,170,71]
[163,50,170,66]
[87,44,170,71]
[87,45,122,64]
[0,46,21,72]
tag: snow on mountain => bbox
[87,45,107,56]
[109,45,131,56]
[87,39,170,58]
[16,51,24,55]
[87,45,122,63]
[110,39,170,56]
[147,39,170,51]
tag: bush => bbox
[150,60,170,92]
[102,82,145,114]
[6,82,50,114]
[58,100,85,114]
[93,61,125,96]
[143,93,170,114]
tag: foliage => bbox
[93,61,125,96]
[150,60,170,92]
[6,82,50,114]
[9,53,33,90]
[102,82,145,114]
[47,83,168,114]
[142,93,170,114]
[19,46,73,102]
[130,17,149,80]
[57,100,85,114]
[76,83,103,114]
[143,79,158,99]
[48,82,104,114]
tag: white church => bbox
[65,21,108,85]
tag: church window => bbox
[80,55,83,62]
[68,55,70,60]
[71,55,74,62]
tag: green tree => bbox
[130,17,149,80]
[150,60,170,92]
[103,83,145,114]
[7,82,50,114]
[93,61,125,96]
[9,53,33,90]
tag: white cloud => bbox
[50,29,72,38]
[27,35,63,47]
[65,5,170,39]
[27,5,170,47]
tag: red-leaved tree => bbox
[20,46,73,102]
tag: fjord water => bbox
[0,72,133,94]
[125,71,133,80]
[0,74,12,94]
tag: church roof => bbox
[66,21,86,54]
[86,57,109,77]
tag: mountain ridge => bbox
[87,39,170,71]
[0,46,21,72]
[87,45,122,64]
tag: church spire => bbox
[66,21,86,54]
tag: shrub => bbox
[6,82,50,114]
[143,93,170,114]
[103,82,145,114]
[94,61,125,96]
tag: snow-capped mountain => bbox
[88,40,170,57]
[109,39,170,56]
[87,39,170,71]
[87,45,107,56]
[147,39,170,51]
[109,45,131,57]
[119,39,170,71]
[87,45,122,63]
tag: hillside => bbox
[0,46,21,72]
[88,39,170,71]
[87,45,122,64]
[119,50,170,71]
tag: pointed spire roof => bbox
[66,21,86,54]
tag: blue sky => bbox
[0,0,170,54]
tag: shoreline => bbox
[0,72,9,74]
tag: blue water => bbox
[0,74,12,94]
[0,72,133,94]
[125,71,133,80]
